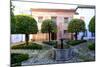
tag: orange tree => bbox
[88,16,95,34]
[11,2,16,33]
[41,19,57,42]
[11,15,38,45]
[68,19,86,40]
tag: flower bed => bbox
[11,53,29,66]
[11,43,42,49]
[67,40,87,46]
[42,40,70,49]
[88,43,95,50]
[42,40,58,48]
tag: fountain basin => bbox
[54,48,73,61]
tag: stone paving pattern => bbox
[11,41,95,66]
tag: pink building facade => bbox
[31,8,76,41]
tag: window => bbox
[38,16,43,23]
[68,17,73,22]
[64,17,68,23]
[63,30,67,34]
[51,17,56,23]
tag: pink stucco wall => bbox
[31,9,75,40]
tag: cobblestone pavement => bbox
[11,41,95,66]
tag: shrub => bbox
[41,19,57,42]
[68,19,86,40]
[11,43,42,49]
[43,40,57,48]
[13,15,38,45]
[43,40,57,45]
[67,40,87,46]
[43,40,70,49]
[11,53,29,66]
[88,43,95,50]
[88,16,95,33]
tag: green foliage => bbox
[42,40,57,48]
[68,19,86,40]
[43,40,57,46]
[88,43,95,50]
[68,19,86,33]
[12,15,38,45]
[79,55,95,62]
[14,15,38,34]
[10,2,15,17]
[42,40,70,49]
[88,16,95,33]
[67,40,87,46]
[11,15,17,34]
[41,19,57,33]
[11,43,42,49]
[11,53,29,65]
[41,19,57,42]
[11,2,16,34]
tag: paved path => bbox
[11,41,95,66]
[11,42,25,46]
[71,42,95,61]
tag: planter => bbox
[54,48,73,61]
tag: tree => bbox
[11,2,16,34]
[68,19,86,40]
[41,19,57,42]
[14,15,38,45]
[11,15,17,34]
[88,16,95,34]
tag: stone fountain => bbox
[54,38,73,61]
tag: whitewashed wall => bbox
[74,8,95,40]
[11,34,25,43]
[11,34,33,44]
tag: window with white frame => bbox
[68,17,73,22]
[64,17,69,23]
[51,17,56,23]
[63,30,68,34]
[38,16,43,23]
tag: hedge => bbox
[88,43,95,50]
[67,40,87,46]
[11,43,42,49]
[42,40,57,48]
[11,53,29,66]
[42,40,70,49]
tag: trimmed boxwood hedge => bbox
[88,43,95,50]
[42,40,57,46]
[67,40,87,46]
[11,53,29,66]
[43,40,87,48]
[11,43,42,49]
[42,40,57,48]
[42,40,70,49]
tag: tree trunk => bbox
[54,33,57,40]
[51,33,55,40]
[75,32,78,40]
[71,33,74,40]
[81,32,84,40]
[25,34,29,45]
[48,32,50,42]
